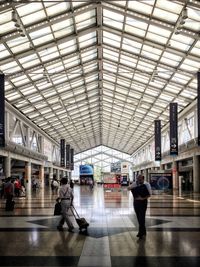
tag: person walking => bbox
[128,175,151,239]
[4,177,15,211]
[57,177,74,232]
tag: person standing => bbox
[57,177,74,232]
[128,175,151,239]
[4,177,15,211]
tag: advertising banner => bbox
[169,103,178,155]
[121,162,129,173]
[60,139,65,167]
[70,148,74,170]
[66,144,70,169]
[111,161,121,173]
[197,72,200,146]
[0,74,5,147]
[155,120,161,161]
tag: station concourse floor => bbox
[0,184,200,267]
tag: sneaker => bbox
[57,226,64,231]
[68,226,74,232]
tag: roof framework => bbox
[0,0,200,155]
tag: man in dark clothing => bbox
[128,175,151,239]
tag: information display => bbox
[79,164,94,175]
[150,173,172,190]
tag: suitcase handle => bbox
[70,204,80,219]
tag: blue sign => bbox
[79,165,94,175]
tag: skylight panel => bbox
[159,93,174,102]
[46,2,70,16]
[6,92,21,101]
[125,25,146,38]
[184,8,200,31]
[190,40,200,55]
[103,31,121,48]
[165,84,181,94]
[181,58,200,71]
[20,9,46,25]
[128,1,153,15]
[0,21,14,34]
[160,55,179,67]
[103,62,118,73]
[120,54,137,68]
[170,35,194,52]
[81,50,97,62]
[145,88,159,97]
[37,81,51,91]
[103,9,124,30]
[29,95,43,103]
[180,89,196,99]
[0,44,10,58]
[172,73,191,85]
[19,54,40,68]
[58,39,77,55]
[17,2,43,16]
[79,37,96,49]
[63,55,80,68]
[30,27,53,46]
[122,38,142,54]
[156,0,182,13]
[104,51,119,62]
[153,7,178,23]
[78,17,96,31]
[21,107,35,114]
[146,32,168,45]
[1,61,21,73]
[39,47,59,62]
[85,75,98,83]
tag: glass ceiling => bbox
[0,0,200,155]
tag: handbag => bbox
[54,201,62,215]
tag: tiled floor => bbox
[0,184,200,267]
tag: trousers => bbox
[134,199,148,236]
[58,199,74,229]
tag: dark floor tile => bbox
[111,256,200,267]
[0,256,79,266]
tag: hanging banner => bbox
[70,148,74,170]
[155,120,161,161]
[66,144,70,169]
[170,103,178,155]
[0,74,5,147]
[60,139,65,167]
[197,72,200,146]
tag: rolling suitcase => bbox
[71,205,89,231]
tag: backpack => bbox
[131,184,150,198]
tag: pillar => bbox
[172,160,178,190]
[56,169,59,180]
[144,169,148,182]
[39,164,44,188]
[49,166,53,180]
[160,164,164,170]
[4,154,11,177]
[25,161,31,192]
[193,155,200,193]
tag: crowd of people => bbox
[0,174,152,238]
[0,176,26,200]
